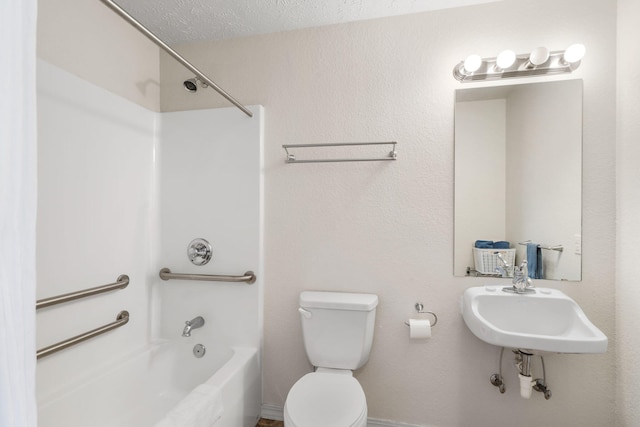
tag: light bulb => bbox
[496,50,516,69]
[463,54,482,74]
[529,47,550,66]
[563,43,586,64]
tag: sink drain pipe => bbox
[490,348,552,400]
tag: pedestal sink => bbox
[461,286,607,353]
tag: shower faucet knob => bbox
[187,238,212,265]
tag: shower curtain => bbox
[0,1,38,426]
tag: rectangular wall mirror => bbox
[454,79,582,281]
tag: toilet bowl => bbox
[284,369,367,427]
[283,291,378,427]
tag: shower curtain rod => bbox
[99,0,253,118]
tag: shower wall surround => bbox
[36,60,158,404]
[155,106,264,348]
[36,59,264,425]
[160,0,616,426]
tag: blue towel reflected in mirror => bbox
[526,243,543,279]
[474,240,494,249]
[474,240,510,249]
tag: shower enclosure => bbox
[36,59,263,426]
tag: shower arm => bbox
[99,0,253,118]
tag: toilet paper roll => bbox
[409,318,431,339]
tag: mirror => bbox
[454,80,582,281]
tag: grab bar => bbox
[37,311,129,360]
[159,268,256,284]
[36,275,130,310]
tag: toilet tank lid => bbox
[299,291,378,311]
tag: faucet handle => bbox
[526,277,534,288]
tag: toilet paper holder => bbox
[404,303,438,327]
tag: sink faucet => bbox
[182,316,205,337]
[512,260,534,293]
[495,252,513,278]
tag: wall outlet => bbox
[574,234,582,255]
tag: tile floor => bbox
[256,418,284,427]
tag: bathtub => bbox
[37,340,261,427]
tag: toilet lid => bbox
[285,372,367,427]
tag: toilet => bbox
[284,291,379,427]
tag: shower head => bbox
[183,77,208,93]
[184,78,198,92]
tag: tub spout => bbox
[182,316,205,337]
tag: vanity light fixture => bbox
[462,54,482,75]
[527,46,550,67]
[562,43,586,65]
[453,44,585,82]
[495,50,516,71]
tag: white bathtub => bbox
[37,341,261,427]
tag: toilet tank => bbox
[299,291,378,370]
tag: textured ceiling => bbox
[113,0,502,44]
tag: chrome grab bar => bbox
[159,268,256,284]
[37,311,129,360]
[36,275,129,310]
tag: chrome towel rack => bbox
[283,142,397,163]
[159,268,257,284]
[518,241,564,252]
[36,274,129,310]
[37,311,129,360]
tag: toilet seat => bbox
[284,370,367,427]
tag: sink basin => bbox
[461,286,607,354]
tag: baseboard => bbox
[260,404,429,427]
[367,418,428,427]
[260,404,284,421]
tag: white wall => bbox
[506,82,582,280]
[616,0,640,424]
[454,99,507,275]
[160,0,617,425]
[37,0,160,112]
[36,60,159,405]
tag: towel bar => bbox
[282,142,397,163]
[518,241,563,252]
